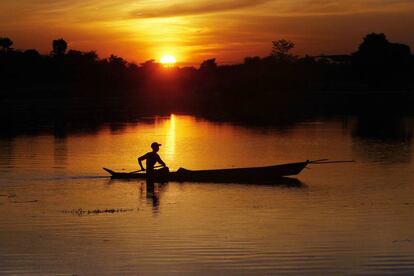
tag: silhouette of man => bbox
[138,142,166,176]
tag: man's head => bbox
[151,142,161,152]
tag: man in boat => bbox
[138,142,168,179]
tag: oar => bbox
[309,160,356,164]
[309,159,329,163]
[129,165,164,174]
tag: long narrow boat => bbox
[103,161,308,183]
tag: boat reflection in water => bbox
[132,176,305,211]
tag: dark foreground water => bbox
[1,115,414,275]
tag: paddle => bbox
[129,165,164,174]
[309,159,329,163]
[309,160,356,164]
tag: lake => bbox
[1,114,414,275]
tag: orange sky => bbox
[1,0,414,66]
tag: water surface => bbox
[1,115,414,275]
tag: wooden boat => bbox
[103,161,308,183]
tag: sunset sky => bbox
[1,0,414,66]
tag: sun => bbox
[160,55,176,66]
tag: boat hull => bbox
[103,161,308,183]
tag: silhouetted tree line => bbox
[1,33,413,120]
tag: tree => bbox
[199,58,217,72]
[141,59,161,72]
[24,49,40,58]
[0,37,13,51]
[244,56,261,65]
[67,50,98,64]
[271,40,295,61]
[355,33,389,59]
[83,51,98,62]
[52,38,68,56]
[353,33,411,66]
[108,54,126,67]
[67,49,83,59]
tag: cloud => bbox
[129,0,414,19]
[130,0,271,18]
[264,0,414,16]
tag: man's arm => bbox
[157,154,166,167]
[138,154,147,170]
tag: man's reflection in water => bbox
[139,180,166,211]
[146,180,160,208]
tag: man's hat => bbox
[151,142,161,148]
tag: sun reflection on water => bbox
[164,114,176,162]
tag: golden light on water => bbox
[165,114,176,161]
